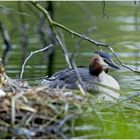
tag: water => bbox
[0,1,140,138]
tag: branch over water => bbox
[30,1,109,47]
[20,44,53,79]
[30,1,140,74]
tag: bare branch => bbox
[0,21,11,65]
[20,44,53,80]
[0,4,30,16]
[30,1,140,75]
[58,30,86,95]
[107,46,140,74]
[30,1,109,47]
[102,1,109,19]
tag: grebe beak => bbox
[94,51,120,70]
[104,59,120,69]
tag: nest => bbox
[0,61,85,138]
[0,87,85,138]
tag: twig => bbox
[105,92,140,111]
[20,44,53,79]
[56,34,72,68]
[30,1,109,47]
[0,21,11,65]
[107,46,140,74]
[0,4,30,16]
[20,76,46,81]
[58,30,72,68]
[58,30,86,95]
[11,96,16,126]
[102,1,109,19]
[121,92,140,102]
[72,61,87,96]
[55,114,74,132]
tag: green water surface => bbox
[0,1,140,138]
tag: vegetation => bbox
[0,1,139,139]
[0,63,140,138]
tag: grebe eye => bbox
[104,59,107,62]
[94,58,98,61]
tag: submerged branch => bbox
[0,21,11,65]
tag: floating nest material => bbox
[0,87,84,138]
[0,59,85,138]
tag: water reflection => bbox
[118,25,136,31]
[113,16,136,24]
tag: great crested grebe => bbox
[41,51,120,101]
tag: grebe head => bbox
[89,51,120,76]
[95,51,120,70]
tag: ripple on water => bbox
[112,16,136,24]
[117,42,140,50]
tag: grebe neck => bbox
[89,63,104,76]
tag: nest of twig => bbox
[0,74,86,138]
[0,59,86,138]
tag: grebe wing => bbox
[41,67,97,90]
